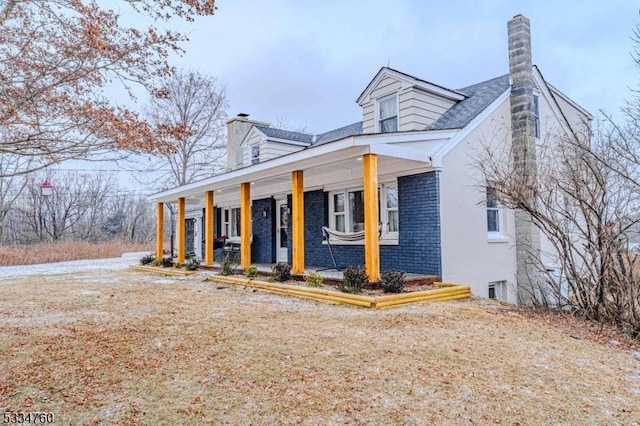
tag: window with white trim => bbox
[251,144,260,165]
[332,192,346,232]
[486,187,501,234]
[348,189,365,232]
[328,183,398,240]
[533,94,540,139]
[378,94,398,133]
[222,207,241,237]
[385,185,398,235]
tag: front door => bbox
[185,218,195,255]
[276,199,288,263]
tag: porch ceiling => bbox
[150,134,445,205]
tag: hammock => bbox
[320,225,381,271]
[322,226,365,242]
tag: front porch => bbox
[150,132,450,281]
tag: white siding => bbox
[362,104,375,133]
[552,91,591,136]
[362,75,456,133]
[263,141,304,160]
[399,88,456,131]
[243,133,304,166]
[370,76,402,99]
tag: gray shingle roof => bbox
[254,125,314,144]
[253,74,508,146]
[427,74,510,130]
[253,122,362,147]
[313,121,363,146]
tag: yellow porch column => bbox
[292,170,305,274]
[204,191,214,266]
[156,202,164,259]
[177,197,186,263]
[240,182,251,269]
[363,154,380,282]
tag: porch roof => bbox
[149,130,455,204]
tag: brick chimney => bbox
[225,113,269,171]
[508,14,541,304]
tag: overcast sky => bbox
[60,1,639,190]
[162,0,640,133]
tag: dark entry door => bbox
[185,218,195,255]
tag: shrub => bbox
[245,265,258,278]
[380,270,406,293]
[140,254,155,265]
[152,259,162,267]
[184,257,200,271]
[272,263,291,282]
[338,266,369,294]
[160,256,174,268]
[305,272,323,287]
[219,253,235,276]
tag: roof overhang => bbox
[357,67,466,105]
[149,130,453,204]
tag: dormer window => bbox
[251,144,260,165]
[378,94,398,133]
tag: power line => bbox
[42,168,170,173]
[0,189,154,197]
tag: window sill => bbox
[322,238,399,246]
[487,234,508,244]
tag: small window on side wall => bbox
[486,187,501,233]
[378,94,398,133]
[488,280,506,301]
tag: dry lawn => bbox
[0,241,153,266]
[1,268,639,425]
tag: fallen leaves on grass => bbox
[0,272,639,425]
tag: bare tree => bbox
[272,116,309,133]
[104,195,155,244]
[141,70,228,187]
[17,172,116,242]
[478,121,640,337]
[0,155,30,242]
[0,0,216,177]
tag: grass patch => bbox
[0,269,638,424]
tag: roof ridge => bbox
[381,66,467,98]
[255,125,312,137]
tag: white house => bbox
[149,14,591,303]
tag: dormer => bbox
[240,126,311,167]
[356,67,466,134]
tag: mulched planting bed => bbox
[217,273,436,296]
